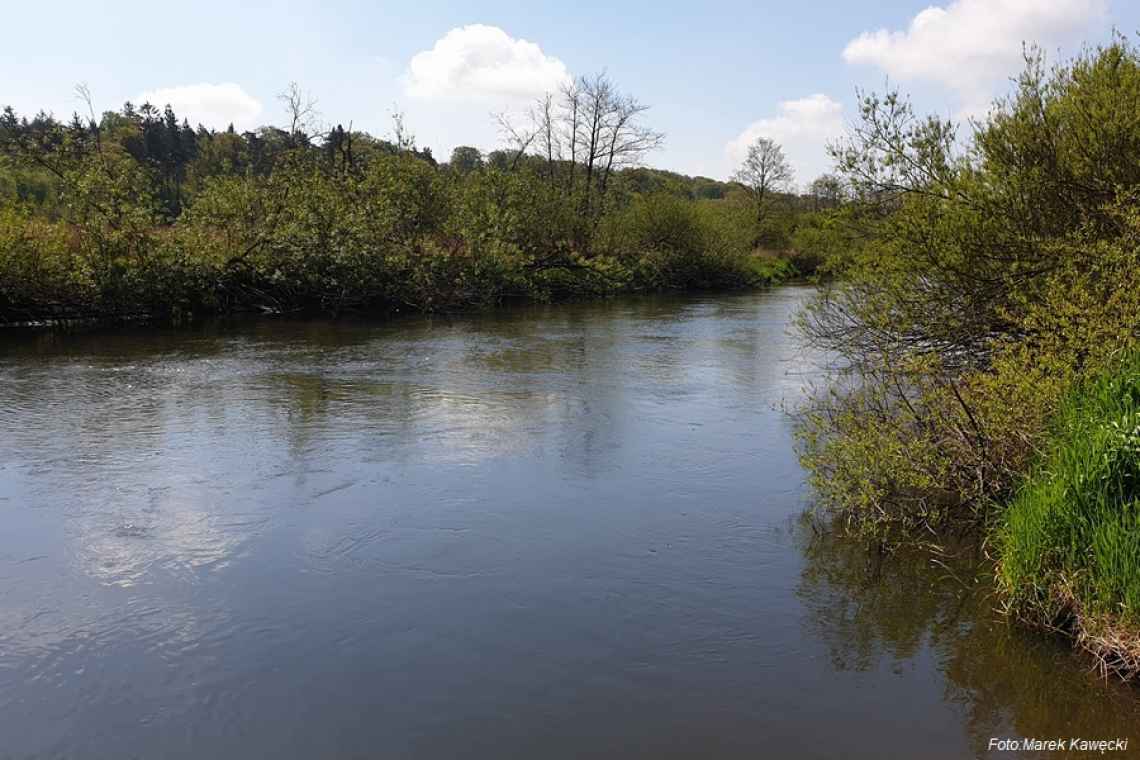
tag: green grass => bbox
[999,353,1140,638]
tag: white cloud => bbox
[726,94,845,186]
[404,24,570,101]
[136,83,263,131]
[843,0,1106,110]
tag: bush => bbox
[798,38,1140,531]
[449,167,583,260]
[594,193,753,290]
[0,205,93,318]
[794,34,1140,676]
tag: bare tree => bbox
[733,137,793,223]
[560,78,582,193]
[577,73,610,208]
[389,107,416,152]
[589,75,662,198]
[494,109,537,170]
[279,82,320,139]
[535,93,559,181]
[497,71,663,217]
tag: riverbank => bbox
[0,199,800,327]
[795,38,1140,679]
[999,354,1140,677]
[2,90,822,329]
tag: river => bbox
[1,286,1137,758]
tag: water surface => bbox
[1,287,1136,758]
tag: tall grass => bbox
[999,353,1140,674]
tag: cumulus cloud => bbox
[136,83,263,131]
[843,0,1106,110]
[404,24,570,101]
[726,94,844,186]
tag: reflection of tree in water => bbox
[248,291,817,482]
[796,518,1140,756]
[796,519,964,672]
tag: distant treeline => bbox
[0,75,840,324]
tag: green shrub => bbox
[799,38,1140,534]
[595,193,753,290]
[0,109,795,322]
[0,205,94,318]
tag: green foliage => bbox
[799,38,1140,532]
[0,163,65,216]
[0,91,801,323]
[448,146,483,174]
[740,255,796,285]
[448,166,582,260]
[788,208,857,276]
[0,205,93,317]
[594,193,756,290]
[796,35,1140,673]
[616,167,734,200]
[1000,356,1140,654]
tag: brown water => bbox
[0,287,1137,759]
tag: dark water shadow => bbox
[795,518,1140,757]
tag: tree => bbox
[732,137,792,224]
[449,146,483,174]
[278,82,319,143]
[570,73,664,214]
[389,108,414,152]
[496,71,664,221]
[808,173,844,210]
[798,39,1140,531]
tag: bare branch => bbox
[732,137,793,224]
[278,82,320,139]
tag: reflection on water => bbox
[797,525,1140,758]
[0,287,1136,758]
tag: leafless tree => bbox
[733,137,793,223]
[390,107,416,152]
[573,73,664,212]
[534,93,559,182]
[560,78,582,192]
[495,109,537,170]
[279,82,320,139]
[497,71,664,214]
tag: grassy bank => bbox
[1000,355,1140,675]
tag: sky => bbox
[4,0,1138,187]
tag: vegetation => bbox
[796,37,1140,675]
[7,35,1137,681]
[1000,354,1140,675]
[0,75,825,326]
[731,136,793,228]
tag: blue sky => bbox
[4,1,1137,185]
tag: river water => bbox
[1,286,1137,758]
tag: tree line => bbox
[0,74,840,324]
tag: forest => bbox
[0,74,833,325]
